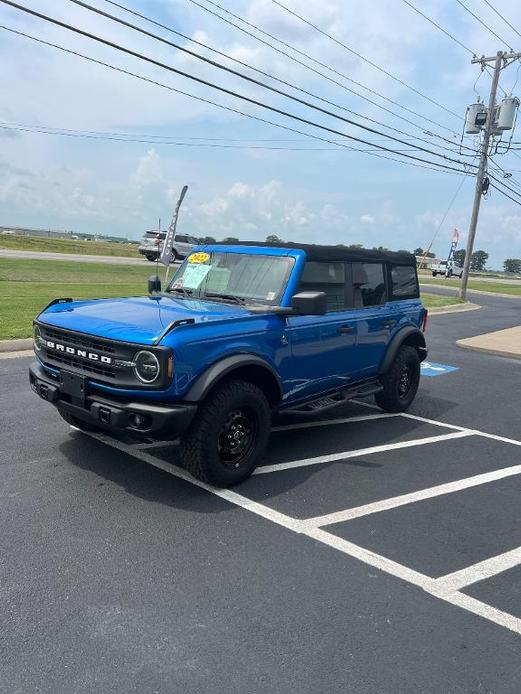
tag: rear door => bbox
[344,261,397,379]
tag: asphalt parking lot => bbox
[1,290,520,693]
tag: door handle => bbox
[383,319,397,328]
[337,325,354,335]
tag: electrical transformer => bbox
[495,96,520,131]
[465,102,487,134]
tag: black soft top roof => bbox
[231,241,416,265]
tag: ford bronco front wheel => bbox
[180,379,271,486]
[375,345,420,413]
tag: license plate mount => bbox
[60,371,86,406]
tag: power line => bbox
[67,0,466,159]
[1,1,477,173]
[422,164,475,258]
[102,0,474,157]
[489,181,521,205]
[400,0,475,56]
[186,0,461,135]
[454,0,513,50]
[481,0,521,41]
[270,0,463,119]
[0,24,470,177]
[0,122,435,152]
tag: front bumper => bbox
[29,360,196,439]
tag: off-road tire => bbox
[432,271,437,277]
[180,380,271,487]
[58,409,102,433]
[375,345,420,413]
[146,254,156,262]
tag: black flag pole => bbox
[161,185,188,286]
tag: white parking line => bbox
[82,430,304,533]
[304,528,521,635]
[254,431,473,475]
[302,462,521,528]
[433,546,521,595]
[71,410,521,637]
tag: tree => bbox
[200,236,216,244]
[414,247,424,256]
[221,237,240,244]
[503,258,521,274]
[453,249,466,267]
[470,250,488,271]
[265,234,282,243]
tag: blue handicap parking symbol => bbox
[420,361,459,377]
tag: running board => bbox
[285,381,383,416]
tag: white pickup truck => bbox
[431,260,463,278]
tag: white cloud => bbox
[131,149,163,188]
[360,214,375,224]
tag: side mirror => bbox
[148,275,162,293]
[291,291,327,315]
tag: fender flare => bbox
[184,354,283,403]
[379,326,427,374]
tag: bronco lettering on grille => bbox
[44,340,112,364]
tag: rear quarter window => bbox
[390,264,419,298]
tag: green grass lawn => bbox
[421,293,464,309]
[0,258,477,340]
[420,277,521,296]
[0,233,140,257]
[0,258,155,339]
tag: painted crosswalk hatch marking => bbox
[421,361,459,377]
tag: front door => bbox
[283,312,358,404]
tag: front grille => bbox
[47,350,116,379]
[43,326,116,355]
[38,325,118,381]
[36,322,171,390]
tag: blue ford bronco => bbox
[30,243,428,486]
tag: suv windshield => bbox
[167,252,294,305]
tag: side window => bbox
[299,261,346,312]
[188,236,199,245]
[390,265,419,298]
[351,263,387,307]
[176,235,187,243]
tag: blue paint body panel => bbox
[36,244,427,407]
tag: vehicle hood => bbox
[39,295,251,345]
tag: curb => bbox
[456,342,521,360]
[428,302,481,316]
[0,338,32,352]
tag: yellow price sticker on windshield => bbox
[188,252,210,264]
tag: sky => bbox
[1,0,521,268]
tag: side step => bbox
[285,380,383,416]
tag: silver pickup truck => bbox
[431,260,463,278]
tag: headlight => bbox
[33,324,42,352]
[133,350,160,383]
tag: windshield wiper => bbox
[167,286,195,298]
[203,292,248,305]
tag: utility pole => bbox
[459,50,521,300]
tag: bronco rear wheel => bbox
[375,345,420,413]
[180,379,271,487]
